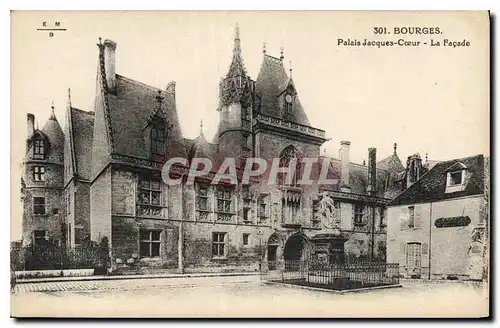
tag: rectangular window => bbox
[33,139,45,159]
[449,171,463,186]
[408,206,415,229]
[212,232,226,258]
[33,197,46,215]
[258,194,268,218]
[196,184,209,211]
[139,230,161,258]
[354,205,365,225]
[216,187,232,214]
[33,230,47,244]
[151,127,165,156]
[33,166,45,181]
[242,233,250,246]
[137,173,162,216]
[243,208,250,222]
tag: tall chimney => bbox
[340,141,350,192]
[27,113,35,140]
[103,39,117,92]
[406,154,422,188]
[367,147,377,195]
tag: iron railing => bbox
[262,260,399,290]
[16,245,105,271]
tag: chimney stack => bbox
[367,147,377,195]
[27,113,35,140]
[340,141,351,192]
[103,39,117,92]
[406,154,423,188]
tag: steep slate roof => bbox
[377,153,405,172]
[70,107,95,180]
[41,110,64,163]
[106,75,183,158]
[389,154,485,206]
[316,157,390,197]
[255,54,310,126]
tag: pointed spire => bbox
[226,23,246,77]
[49,101,57,121]
[67,88,72,107]
[280,46,284,60]
[393,142,398,155]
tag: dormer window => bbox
[151,120,165,158]
[33,139,45,159]
[445,162,467,193]
[449,171,463,186]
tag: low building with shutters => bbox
[386,154,488,280]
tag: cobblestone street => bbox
[13,275,260,294]
[11,276,489,318]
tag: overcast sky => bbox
[11,11,489,239]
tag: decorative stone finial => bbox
[235,23,240,40]
[280,46,284,60]
[289,60,293,77]
[262,42,266,54]
[393,142,397,155]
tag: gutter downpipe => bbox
[428,201,433,280]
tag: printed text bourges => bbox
[338,26,470,48]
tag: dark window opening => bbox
[449,171,463,186]
[243,208,250,222]
[34,230,48,244]
[354,205,365,225]
[137,173,162,217]
[33,197,46,215]
[151,123,166,157]
[140,230,161,258]
[33,139,45,159]
[216,187,232,214]
[408,206,415,229]
[33,166,45,181]
[243,233,250,246]
[212,232,226,258]
[196,184,209,211]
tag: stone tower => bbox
[22,106,65,247]
[215,24,255,165]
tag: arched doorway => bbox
[283,233,312,262]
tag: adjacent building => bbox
[386,154,488,280]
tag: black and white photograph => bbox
[9,11,490,318]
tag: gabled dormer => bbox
[279,79,298,122]
[445,162,469,194]
[143,115,167,162]
[142,90,174,162]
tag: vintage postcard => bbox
[10,11,490,318]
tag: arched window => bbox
[279,145,301,186]
[150,118,165,158]
[33,138,45,159]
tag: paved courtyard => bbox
[11,276,489,318]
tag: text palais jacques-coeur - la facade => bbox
[22,25,418,273]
